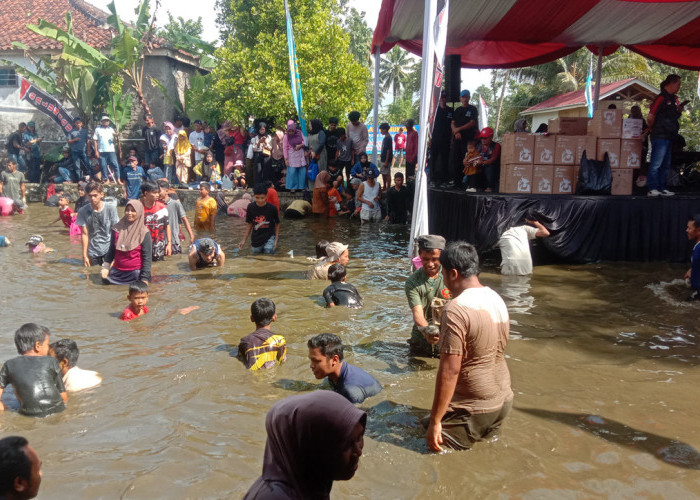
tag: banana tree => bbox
[106,0,159,116]
[105,76,134,162]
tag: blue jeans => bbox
[8,153,26,173]
[99,151,120,181]
[71,150,90,179]
[252,235,276,254]
[145,149,161,167]
[648,138,672,191]
[55,166,73,183]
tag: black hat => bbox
[416,234,446,251]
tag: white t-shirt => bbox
[189,130,205,162]
[497,225,538,275]
[63,366,102,392]
[93,126,116,152]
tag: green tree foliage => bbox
[380,46,415,100]
[379,95,418,125]
[341,5,373,68]
[157,13,217,69]
[208,0,371,126]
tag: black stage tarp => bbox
[428,189,700,263]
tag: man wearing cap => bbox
[122,156,147,201]
[189,120,206,164]
[405,235,450,356]
[346,111,369,164]
[476,127,501,192]
[450,90,479,188]
[309,241,350,280]
[92,115,120,183]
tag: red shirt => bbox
[120,305,149,321]
[394,133,406,150]
[58,206,75,228]
[266,187,280,212]
[406,129,419,163]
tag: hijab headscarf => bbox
[175,129,191,155]
[309,119,323,135]
[218,121,231,142]
[286,120,304,148]
[112,200,149,252]
[162,122,175,137]
[243,391,367,500]
[514,118,528,133]
[314,170,331,189]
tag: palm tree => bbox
[379,46,414,100]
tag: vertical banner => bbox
[284,0,307,142]
[585,58,594,118]
[408,0,449,259]
[18,78,75,136]
[479,95,488,129]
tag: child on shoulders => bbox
[120,281,150,321]
[0,323,67,416]
[323,264,363,308]
[238,298,287,370]
[49,339,102,392]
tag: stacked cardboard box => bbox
[500,110,641,195]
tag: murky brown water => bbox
[1,205,700,499]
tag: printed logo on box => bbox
[561,149,574,163]
[609,152,619,168]
[519,147,532,162]
[626,152,640,167]
[540,149,552,163]
[538,178,552,193]
[517,176,531,192]
[603,111,616,125]
[559,178,572,193]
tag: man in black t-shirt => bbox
[386,172,411,224]
[450,90,478,187]
[142,114,162,167]
[431,91,453,185]
[239,184,281,254]
[325,117,342,166]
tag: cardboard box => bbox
[553,165,575,194]
[548,117,589,135]
[622,118,643,139]
[533,165,554,194]
[555,135,578,165]
[501,164,533,193]
[534,135,555,164]
[597,138,621,168]
[611,168,633,195]
[620,139,642,169]
[588,108,622,138]
[501,133,534,164]
[576,136,597,165]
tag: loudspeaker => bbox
[444,54,462,102]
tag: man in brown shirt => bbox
[425,241,513,451]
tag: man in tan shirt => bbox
[425,241,513,452]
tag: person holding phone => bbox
[646,74,685,197]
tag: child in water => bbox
[120,281,150,321]
[52,193,76,228]
[49,339,102,392]
[0,323,67,416]
[238,298,287,370]
[323,263,363,308]
[25,234,54,253]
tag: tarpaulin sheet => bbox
[428,189,700,262]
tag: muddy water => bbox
[1,206,700,499]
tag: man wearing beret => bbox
[405,234,451,356]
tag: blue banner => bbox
[284,0,307,141]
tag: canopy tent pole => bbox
[371,48,381,165]
[592,47,604,111]
[408,0,442,260]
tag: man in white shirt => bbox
[92,115,120,182]
[50,339,102,392]
[497,218,550,275]
[189,119,206,163]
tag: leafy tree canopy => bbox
[209,0,371,126]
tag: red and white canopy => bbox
[372,0,700,70]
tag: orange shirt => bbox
[327,188,341,216]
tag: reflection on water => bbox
[1,206,700,498]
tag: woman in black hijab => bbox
[244,391,367,500]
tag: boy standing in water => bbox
[157,180,194,254]
[239,183,280,254]
[238,298,287,370]
[0,323,67,416]
[120,281,150,321]
[685,214,700,301]
[194,182,217,232]
[52,193,76,228]
[76,181,120,267]
[141,180,172,261]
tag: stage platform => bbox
[428,188,700,263]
